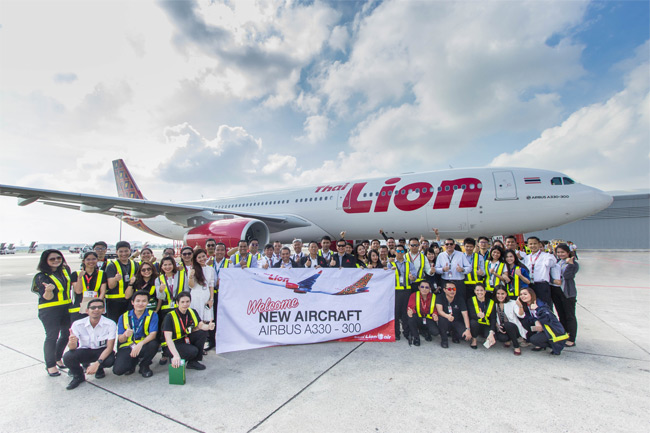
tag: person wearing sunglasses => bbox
[389,246,412,341]
[435,239,471,300]
[329,239,357,268]
[92,241,110,271]
[407,237,433,294]
[178,246,194,273]
[406,281,439,346]
[32,249,73,377]
[63,298,116,390]
[132,262,158,311]
[435,282,471,348]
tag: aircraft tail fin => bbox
[297,271,323,291]
[112,159,145,199]
[334,273,373,295]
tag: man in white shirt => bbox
[435,239,471,300]
[258,244,277,269]
[523,236,556,306]
[505,235,527,261]
[291,239,305,262]
[407,237,432,293]
[63,298,116,390]
[273,247,302,268]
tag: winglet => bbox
[112,159,145,199]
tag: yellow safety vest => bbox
[415,291,436,319]
[69,270,104,313]
[106,260,136,299]
[213,259,231,293]
[507,266,521,298]
[38,269,72,309]
[118,310,154,349]
[159,273,185,310]
[544,324,569,342]
[234,253,253,268]
[409,252,426,282]
[472,297,495,326]
[484,261,505,292]
[464,253,483,284]
[161,308,199,347]
[392,260,411,290]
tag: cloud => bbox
[301,115,330,143]
[490,53,650,191]
[53,73,78,83]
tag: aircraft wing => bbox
[0,184,311,229]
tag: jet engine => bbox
[183,218,270,250]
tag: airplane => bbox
[0,159,613,249]
[251,270,372,295]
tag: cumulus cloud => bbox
[300,115,330,143]
[490,54,650,191]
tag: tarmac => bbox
[0,251,648,433]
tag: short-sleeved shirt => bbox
[71,315,117,349]
[70,270,107,309]
[435,295,467,322]
[105,260,139,287]
[162,308,201,335]
[117,309,159,341]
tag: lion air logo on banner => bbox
[215,269,396,353]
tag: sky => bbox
[0,0,648,245]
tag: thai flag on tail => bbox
[524,177,541,184]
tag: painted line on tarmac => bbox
[248,342,365,432]
[577,284,650,289]
[0,362,43,377]
[88,382,205,432]
[0,302,34,307]
[596,258,650,266]
[565,349,649,363]
[0,342,45,363]
[577,303,650,357]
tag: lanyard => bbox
[214,259,226,278]
[448,252,455,267]
[177,309,190,336]
[129,312,146,336]
[83,273,94,289]
[166,276,174,294]
[530,251,541,275]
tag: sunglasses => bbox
[445,243,455,246]
[48,257,63,262]
[88,305,104,310]
[206,244,216,248]
[337,244,347,248]
[141,268,153,272]
[395,250,405,253]
[182,252,193,256]
[409,244,419,247]
[445,287,456,291]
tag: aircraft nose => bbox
[594,190,614,212]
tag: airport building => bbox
[525,191,650,249]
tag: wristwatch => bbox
[97,358,104,366]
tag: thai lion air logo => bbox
[316,177,483,213]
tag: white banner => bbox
[215,268,396,353]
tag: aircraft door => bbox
[338,190,346,210]
[492,171,518,200]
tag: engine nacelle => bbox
[184,218,270,250]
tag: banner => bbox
[215,268,395,353]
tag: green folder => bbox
[168,359,186,385]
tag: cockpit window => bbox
[563,177,575,185]
[551,177,562,186]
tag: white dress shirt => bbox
[523,251,556,283]
[435,251,471,280]
[71,316,116,350]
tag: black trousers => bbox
[208,290,218,348]
[69,312,87,324]
[437,316,466,344]
[442,279,467,300]
[162,330,207,362]
[551,286,577,342]
[63,348,115,378]
[38,306,71,368]
[469,319,491,339]
[529,331,551,349]
[465,283,476,301]
[113,340,159,375]
[394,290,411,338]
[106,299,129,323]
[530,282,552,308]
[495,322,521,348]
[157,308,171,345]
[407,316,440,342]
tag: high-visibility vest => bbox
[415,291,436,319]
[213,258,231,293]
[472,297,495,326]
[507,266,522,298]
[544,324,569,342]
[106,260,136,299]
[118,310,155,349]
[161,308,199,347]
[392,260,411,290]
[159,273,185,310]
[38,269,72,309]
[234,253,253,268]
[484,261,505,292]
[464,253,483,284]
[69,270,103,313]
[409,252,426,282]
[318,249,331,259]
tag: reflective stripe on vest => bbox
[393,261,411,290]
[159,274,183,310]
[106,260,136,299]
[507,266,521,298]
[415,291,436,319]
[161,309,199,347]
[472,297,495,326]
[544,324,569,342]
[39,268,72,309]
[465,253,482,284]
[69,270,104,313]
[410,253,426,282]
[234,253,253,267]
[484,261,505,292]
[119,310,154,349]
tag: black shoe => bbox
[407,336,413,346]
[452,337,460,344]
[124,368,135,376]
[95,368,106,379]
[424,333,432,342]
[140,366,153,378]
[441,341,449,349]
[531,346,545,352]
[395,334,401,341]
[186,361,206,370]
[56,363,68,370]
[66,376,85,390]
[550,352,561,356]
[413,340,421,347]
[159,357,168,365]
[470,344,477,350]
[46,367,60,377]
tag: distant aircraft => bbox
[27,241,38,254]
[0,159,613,248]
[0,243,16,255]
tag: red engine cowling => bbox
[184,218,270,250]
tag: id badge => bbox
[184,337,190,344]
[422,318,426,325]
[99,339,107,347]
[83,291,98,298]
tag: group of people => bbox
[32,232,579,390]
